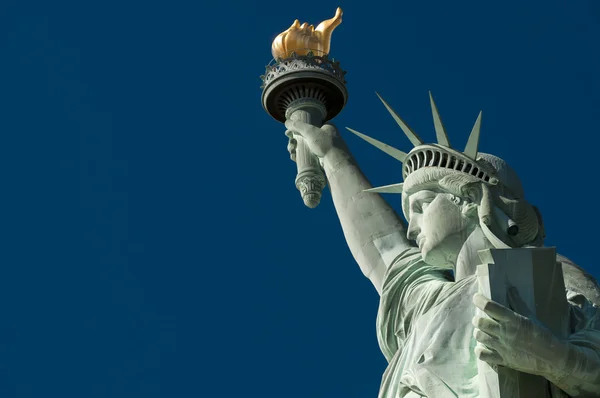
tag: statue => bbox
[283,94,600,397]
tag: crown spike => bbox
[464,111,482,160]
[345,127,407,162]
[364,183,404,194]
[375,92,424,147]
[429,91,451,148]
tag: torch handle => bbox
[287,105,327,208]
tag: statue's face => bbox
[406,189,475,269]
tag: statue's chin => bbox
[421,246,456,270]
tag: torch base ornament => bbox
[295,171,327,209]
[261,53,347,124]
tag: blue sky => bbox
[0,0,598,397]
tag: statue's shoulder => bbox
[558,254,600,307]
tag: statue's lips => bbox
[416,235,424,249]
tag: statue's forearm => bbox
[322,146,412,294]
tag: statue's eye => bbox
[412,197,433,214]
[415,201,430,213]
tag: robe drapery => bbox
[375,248,600,398]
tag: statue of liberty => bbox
[284,93,600,397]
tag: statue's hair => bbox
[401,168,479,215]
[401,158,543,248]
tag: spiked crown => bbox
[346,92,498,194]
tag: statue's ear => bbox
[461,182,483,204]
[460,182,484,218]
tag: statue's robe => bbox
[376,247,600,398]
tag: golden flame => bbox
[271,7,343,59]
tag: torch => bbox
[261,7,348,208]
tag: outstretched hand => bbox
[472,289,569,378]
[284,120,343,164]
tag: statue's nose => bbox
[407,218,421,241]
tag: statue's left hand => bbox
[472,289,568,378]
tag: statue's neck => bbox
[455,225,494,281]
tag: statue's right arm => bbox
[285,121,414,295]
[322,146,414,294]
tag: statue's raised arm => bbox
[285,112,413,294]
